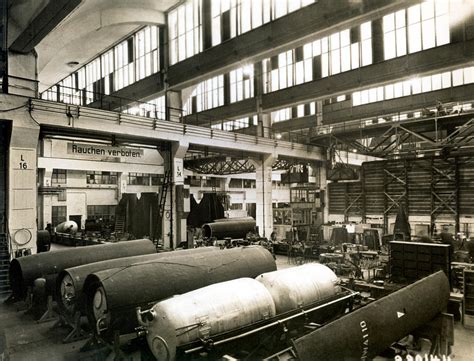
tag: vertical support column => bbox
[454,157,460,234]
[167,90,182,123]
[319,164,329,224]
[430,157,436,236]
[8,123,39,254]
[254,62,271,138]
[254,154,274,238]
[161,141,189,249]
[40,168,53,230]
[360,165,366,224]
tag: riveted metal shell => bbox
[293,271,450,361]
[201,218,256,239]
[256,263,340,314]
[145,278,276,361]
[83,246,276,340]
[56,247,220,316]
[9,239,156,299]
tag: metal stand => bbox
[37,295,57,323]
[53,311,90,343]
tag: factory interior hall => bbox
[1,0,474,360]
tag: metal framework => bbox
[184,157,256,175]
[383,160,408,232]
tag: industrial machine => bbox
[83,246,276,341]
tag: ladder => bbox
[114,215,125,233]
[158,170,172,218]
[153,170,172,244]
[0,234,10,296]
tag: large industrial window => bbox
[383,10,407,60]
[101,49,114,95]
[230,65,254,103]
[383,1,450,61]
[125,95,166,120]
[352,65,474,107]
[127,172,150,186]
[86,171,118,185]
[407,1,449,53]
[135,26,160,81]
[42,26,161,105]
[87,205,116,221]
[183,75,224,114]
[211,0,314,46]
[51,169,67,185]
[52,206,67,227]
[169,0,203,65]
[114,39,135,91]
[211,115,257,131]
[263,22,372,93]
[229,178,243,188]
[271,101,316,123]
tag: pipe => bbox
[9,239,156,300]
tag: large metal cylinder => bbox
[55,220,78,233]
[83,246,276,340]
[56,247,220,316]
[256,263,340,314]
[201,218,256,239]
[292,271,450,361]
[9,239,156,300]
[144,278,276,361]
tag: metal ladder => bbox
[0,234,10,296]
[153,171,172,244]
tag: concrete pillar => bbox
[254,154,274,238]
[160,141,188,249]
[7,113,40,254]
[167,90,182,122]
[320,164,329,224]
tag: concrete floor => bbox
[0,254,473,360]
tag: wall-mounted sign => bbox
[174,158,184,184]
[67,143,144,159]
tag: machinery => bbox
[83,246,276,341]
[8,239,156,300]
[56,247,221,317]
[138,263,351,361]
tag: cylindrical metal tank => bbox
[144,278,276,361]
[292,271,450,361]
[55,220,78,233]
[201,218,256,239]
[56,247,220,316]
[83,246,276,340]
[256,264,340,314]
[9,239,156,300]
[36,230,51,253]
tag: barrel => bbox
[144,278,276,361]
[256,263,340,314]
[83,246,276,340]
[202,218,256,239]
[293,271,450,361]
[9,239,156,300]
[56,247,220,316]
